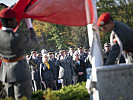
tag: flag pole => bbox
[85,0,103,100]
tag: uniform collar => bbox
[1,27,13,31]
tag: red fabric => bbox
[0,0,33,30]
[97,12,111,26]
[87,0,94,24]
[113,36,117,43]
[0,0,95,28]
[0,22,2,29]
[11,0,37,23]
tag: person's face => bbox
[49,54,54,59]
[84,49,88,53]
[99,21,114,33]
[104,46,110,52]
[78,48,83,53]
[75,54,79,60]
[33,52,37,57]
[65,50,69,56]
[70,48,75,53]
[43,55,49,62]
[61,51,65,57]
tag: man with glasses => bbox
[97,12,133,65]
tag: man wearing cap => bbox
[29,51,41,91]
[0,8,38,99]
[68,46,75,60]
[97,12,133,65]
[55,49,75,87]
[103,42,111,63]
[77,46,84,60]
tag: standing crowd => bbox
[25,46,92,91]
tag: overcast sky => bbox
[0,0,19,6]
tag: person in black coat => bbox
[73,51,87,84]
[40,54,57,90]
[97,12,133,65]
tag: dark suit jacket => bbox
[40,61,57,81]
[73,59,86,82]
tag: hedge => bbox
[32,82,90,100]
[1,82,90,100]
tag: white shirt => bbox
[1,27,13,31]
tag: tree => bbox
[33,20,90,51]
[33,20,71,50]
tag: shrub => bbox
[31,82,90,100]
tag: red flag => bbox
[0,0,96,27]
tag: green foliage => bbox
[31,82,89,100]
[0,4,7,10]
[32,90,45,100]
[33,21,69,50]
[33,20,89,50]
[55,82,89,100]
[70,26,89,48]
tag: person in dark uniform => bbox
[80,47,89,62]
[48,51,58,90]
[0,8,38,100]
[103,42,126,64]
[68,46,75,60]
[55,49,75,87]
[77,46,84,60]
[103,42,111,63]
[97,12,133,65]
[29,51,41,91]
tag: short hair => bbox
[73,51,80,60]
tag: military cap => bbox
[97,12,111,26]
[59,48,65,53]
[77,45,83,49]
[0,8,16,19]
[69,45,75,48]
[48,50,54,55]
[104,42,110,47]
[31,50,36,53]
[84,47,89,51]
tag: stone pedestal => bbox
[87,64,133,100]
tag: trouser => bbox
[32,80,41,91]
[124,52,133,64]
[42,78,55,90]
[56,81,61,90]
[72,75,78,85]
[60,77,72,87]
[4,80,32,100]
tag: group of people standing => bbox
[26,46,92,91]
